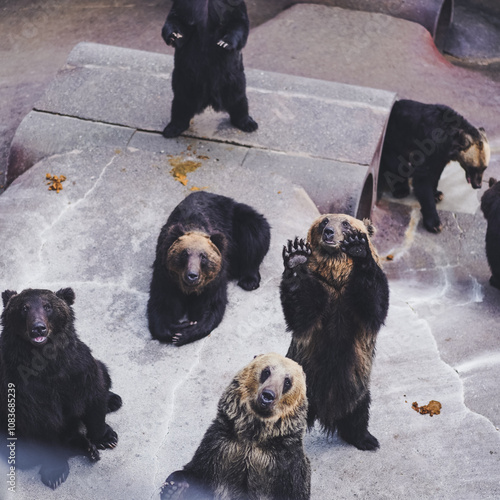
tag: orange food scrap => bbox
[386,254,394,261]
[168,156,202,186]
[46,173,67,193]
[189,186,208,192]
[412,400,442,417]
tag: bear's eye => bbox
[22,304,29,313]
[43,303,52,313]
[260,367,271,383]
[200,254,208,265]
[319,218,329,230]
[342,220,350,229]
[283,377,292,394]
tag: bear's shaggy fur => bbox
[160,353,311,500]
[0,288,121,489]
[148,191,270,346]
[381,99,490,233]
[481,177,500,290]
[161,0,257,138]
[280,214,389,450]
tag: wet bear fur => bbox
[160,353,311,500]
[0,288,122,489]
[481,177,500,290]
[381,99,490,233]
[161,0,257,138]
[280,214,389,450]
[148,191,270,346]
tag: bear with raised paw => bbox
[160,353,311,500]
[148,191,270,346]
[161,0,257,138]
[280,214,389,450]
[0,288,121,489]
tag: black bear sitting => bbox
[161,0,258,138]
[481,177,500,290]
[381,99,490,233]
[148,191,270,346]
[0,288,121,489]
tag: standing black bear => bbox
[160,353,311,500]
[481,177,500,290]
[280,214,389,450]
[381,99,490,233]
[0,288,121,489]
[161,0,257,138]
[148,191,270,346]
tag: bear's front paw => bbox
[217,37,235,50]
[94,424,118,450]
[86,442,101,463]
[341,230,368,259]
[172,321,198,346]
[422,214,442,233]
[283,238,311,269]
[166,32,183,47]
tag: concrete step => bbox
[8,41,395,219]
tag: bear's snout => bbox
[465,168,484,190]
[31,321,48,337]
[258,389,276,410]
[322,226,335,244]
[184,270,200,285]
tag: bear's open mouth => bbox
[30,336,48,346]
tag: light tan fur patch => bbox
[458,131,490,169]
[165,231,222,293]
[306,214,382,293]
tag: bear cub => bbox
[0,288,121,489]
[160,353,311,500]
[481,177,500,290]
[381,99,490,233]
[161,0,257,138]
[280,214,389,450]
[148,191,270,346]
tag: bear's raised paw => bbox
[341,230,368,259]
[283,238,311,269]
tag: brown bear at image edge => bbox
[280,214,390,451]
[160,353,311,500]
[0,288,122,489]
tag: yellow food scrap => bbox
[46,174,67,193]
[412,400,442,417]
[189,186,208,192]
[168,157,202,186]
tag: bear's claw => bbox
[160,477,190,500]
[283,238,311,269]
[341,230,368,259]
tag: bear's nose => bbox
[185,271,199,283]
[31,322,47,336]
[322,227,335,243]
[259,389,276,407]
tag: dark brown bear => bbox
[161,0,257,138]
[280,214,389,450]
[481,177,500,290]
[0,288,122,489]
[160,353,311,500]
[381,99,490,233]
[148,191,270,346]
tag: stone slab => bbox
[1,146,499,499]
[8,41,395,217]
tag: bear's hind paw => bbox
[283,238,311,269]
[160,479,189,500]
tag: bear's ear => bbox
[362,218,375,237]
[210,233,226,254]
[2,290,17,308]
[163,223,186,250]
[56,288,75,306]
[489,177,498,188]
